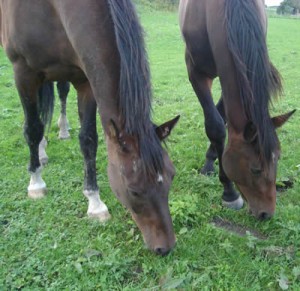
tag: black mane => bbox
[225,0,282,163]
[107,0,163,175]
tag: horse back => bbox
[179,0,267,81]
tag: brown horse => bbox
[179,0,295,219]
[0,0,179,255]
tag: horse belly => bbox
[1,0,81,78]
[43,64,87,84]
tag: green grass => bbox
[1,7,300,290]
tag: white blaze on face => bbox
[157,172,164,183]
[133,160,138,173]
[119,164,125,176]
[272,152,276,163]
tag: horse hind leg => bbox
[37,81,55,165]
[38,136,48,165]
[57,81,71,139]
[14,61,47,199]
[75,82,110,222]
[186,57,243,210]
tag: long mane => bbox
[224,0,282,163]
[107,0,163,175]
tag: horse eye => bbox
[251,168,262,176]
[120,142,129,152]
[131,191,140,197]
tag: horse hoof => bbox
[222,196,244,210]
[88,210,111,222]
[200,163,215,176]
[59,131,70,139]
[28,187,47,199]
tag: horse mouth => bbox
[130,211,176,255]
[248,208,274,220]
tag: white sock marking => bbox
[28,167,47,198]
[83,190,110,220]
[39,137,48,165]
[57,114,70,139]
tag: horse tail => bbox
[38,81,55,131]
[224,0,281,162]
[106,0,163,175]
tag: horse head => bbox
[106,115,179,255]
[223,111,295,219]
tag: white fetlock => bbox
[28,167,47,199]
[222,196,244,210]
[59,129,70,140]
[58,114,70,139]
[39,137,48,165]
[84,190,111,222]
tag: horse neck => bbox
[107,0,153,137]
[220,76,248,134]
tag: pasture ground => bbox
[0,5,299,290]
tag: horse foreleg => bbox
[76,82,110,222]
[57,81,71,139]
[200,144,217,175]
[187,59,243,210]
[14,61,47,199]
[200,97,225,175]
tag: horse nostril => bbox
[259,212,272,220]
[154,247,171,256]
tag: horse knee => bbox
[79,131,98,157]
[24,120,44,146]
[205,116,225,144]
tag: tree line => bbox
[277,0,300,14]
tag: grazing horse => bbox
[0,0,179,255]
[179,0,295,219]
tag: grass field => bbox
[0,4,300,290]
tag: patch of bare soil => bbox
[276,178,294,193]
[212,217,267,240]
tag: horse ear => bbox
[155,115,180,141]
[272,110,296,128]
[109,119,120,139]
[109,119,129,151]
[243,122,258,143]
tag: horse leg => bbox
[75,82,110,222]
[200,97,225,175]
[57,81,71,139]
[38,136,48,165]
[14,62,46,199]
[37,81,55,165]
[187,59,243,210]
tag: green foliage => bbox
[0,7,300,290]
[134,0,179,10]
